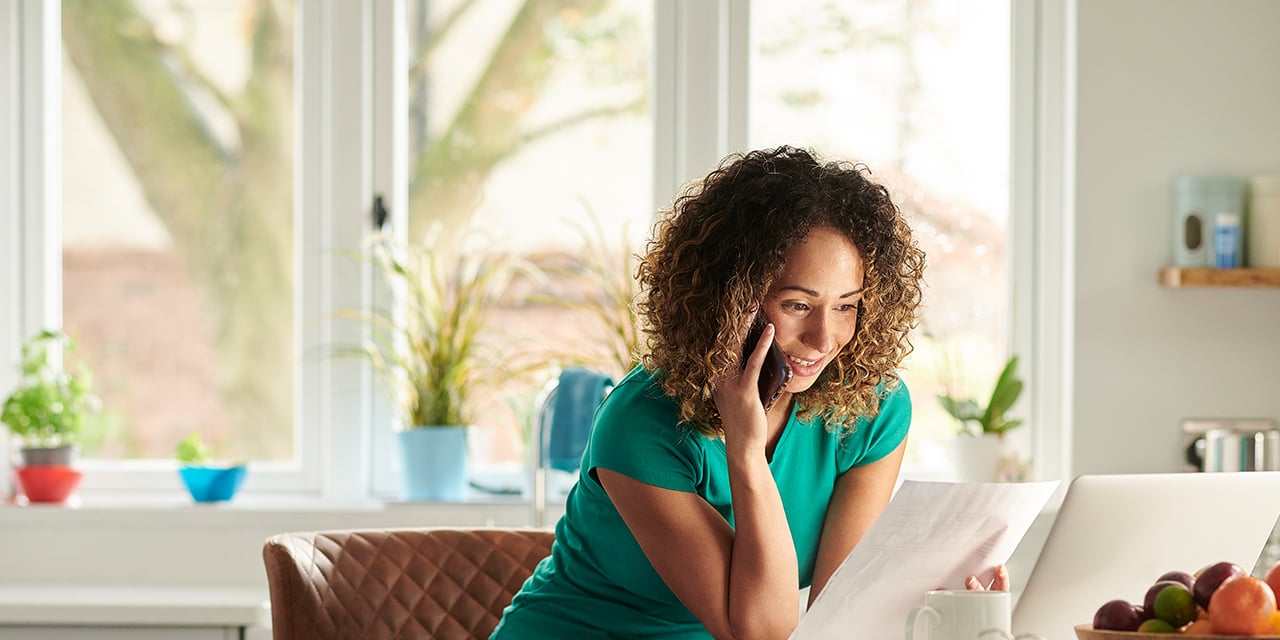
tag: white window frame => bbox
[1016,0,1076,484]
[652,0,750,204]
[2,0,63,496]
[0,0,1072,501]
[301,0,380,501]
[368,0,406,500]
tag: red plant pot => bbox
[14,465,83,503]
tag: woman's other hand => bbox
[964,564,1010,591]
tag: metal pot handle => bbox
[1185,436,1205,470]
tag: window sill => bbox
[0,493,564,591]
[0,491,562,526]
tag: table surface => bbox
[0,585,269,627]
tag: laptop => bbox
[1011,472,1280,640]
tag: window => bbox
[746,0,1012,473]
[363,0,657,498]
[393,0,653,475]
[8,0,330,495]
[61,0,296,466]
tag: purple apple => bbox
[1192,561,1245,610]
[1093,599,1145,632]
[1157,570,1194,591]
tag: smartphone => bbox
[742,314,793,411]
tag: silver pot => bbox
[1186,426,1280,472]
[19,445,78,466]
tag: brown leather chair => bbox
[263,527,554,640]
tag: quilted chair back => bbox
[263,527,554,640]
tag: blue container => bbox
[179,465,248,503]
[1213,212,1242,268]
[398,427,468,501]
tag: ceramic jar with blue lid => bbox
[1172,175,1246,268]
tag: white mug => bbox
[905,590,1024,640]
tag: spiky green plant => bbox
[938,355,1024,438]
[1,330,100,448]
[353,233,536,428]
[529,202,643,379]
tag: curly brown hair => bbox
[636,145,925,437]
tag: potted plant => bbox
[1,330,100,503]
[175,432,247,503]
[529,213,644,379]
[937,354,1025,482]
[351,232,535,501]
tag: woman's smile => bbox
[784,353,826,378]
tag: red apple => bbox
[1156,570,1194,591]
[1266,561,1280,599]
[1093,599,1145,632]
[1193,561,1246,610]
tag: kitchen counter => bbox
[0,585,269,640]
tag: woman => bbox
[492,146,1005,640]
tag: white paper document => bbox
[791,480,1059,640]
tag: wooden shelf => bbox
[1159,267,1280,287]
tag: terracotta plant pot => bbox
[14,464,83,503]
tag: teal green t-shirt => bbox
[491,366,911,639]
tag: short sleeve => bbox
[582,374,705,494]
[837,380,912,473]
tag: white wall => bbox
[1072,0,1280,475]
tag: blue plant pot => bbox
[179,465,248,503]
[398,426,468,501]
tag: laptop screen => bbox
[1011,472,1280,640]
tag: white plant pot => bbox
[950,435,1005,483]
[397,426,469,501]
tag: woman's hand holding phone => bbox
[741,314,792,411]
[714,313,793,448]
[714,319,777,451]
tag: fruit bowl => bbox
[1075,623,1280,639]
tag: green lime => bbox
[1153,583,1197,627]
[1137,618,1178,633]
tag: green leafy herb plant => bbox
[1,330,100,450]
[175,432,213,465]
[174,431,247,502]
[937,355,1024,438]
